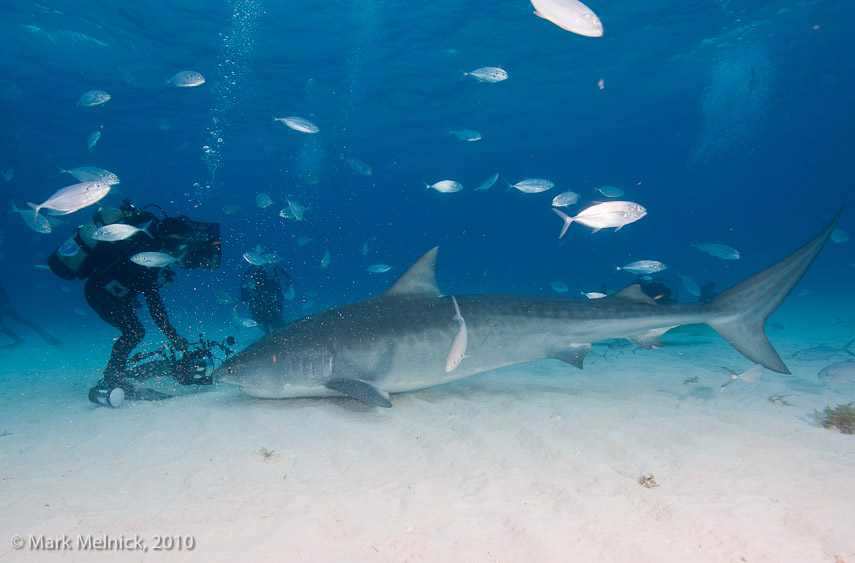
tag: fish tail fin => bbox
[50,157,66,178]
[456,67,467,81]
[450,295,462,321]
[26,202,42,228]
[842,338,855,358]
[6,197,18,215]
[504,179,513,193]
[141,219,155,239]
[552,208,573,239]
[703,209,842,374]
[610,264,620,276]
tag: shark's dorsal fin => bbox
[384,247,441,297]
[609,284,658,306]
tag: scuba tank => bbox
[47,207,125,280]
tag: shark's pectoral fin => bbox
[548,343,592,369]
[629,327,676,349]
[324,378,392,408]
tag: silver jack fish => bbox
[216,211,841,408]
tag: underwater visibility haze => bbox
[2,1,855,559]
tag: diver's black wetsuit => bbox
[83,220,185,383]
[240,265,290,333]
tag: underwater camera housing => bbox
[159,215,221,269]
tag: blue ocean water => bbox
[0,0,853,358]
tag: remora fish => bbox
[215,211,841,407]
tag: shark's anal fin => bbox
[548,343,592,369]
[325,378,392,408]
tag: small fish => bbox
[255,193,274,209]
[301,172,320,184]
[301,300,315,310]
[449,128,482,142]
[321,245,331,268]
[91,221,154,242]
[549,281,569,293]
[222,204,241,215]
[243,251,267,266]
[87,130,101,153]
[215,291,236,305]
[529,0,604,38]
[231,307,258,328]
[72,307,88,316]
[113,65,136,85]
[341,155,372,176]
[793,340,855,361]
[77,90,110,107]
[462,67,508,83]
[154,118,173,131]
[284,284,295,300]
[552,191,580,207]
[28,181,111,226]
[595,185,624,198]
[691,242,740,260]
[280,196,308,221]
[506,178,554,194]
[6,199,52,233]
[475,173,499,191]
[424,180,464,193]
[296,235,313,246]
[162,71,205,91]
[581,291,607,299]
[553,201,647,238]
[367,264,392,274]
[748,67,759,93]
[614,260,667,275]
[53,162,120,185]
[720,364,763,389]
[818,360,855,383]
[360,242,369,255]
[1,165,13,182]
[831,228,849,243]
[445,295,468,373]
[676,272,701,297]
[268,114,319,134]
[130,251,181,268]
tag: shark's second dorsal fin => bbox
[384,247,442,297]
[609,284,658,306]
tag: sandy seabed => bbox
[1,303,854,563]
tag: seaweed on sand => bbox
[815,402,855,434]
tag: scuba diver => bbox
[636,276,677,304]
[0,279,61,347]
[240,264,293,333]
[699,282,718,303]
[46,199,221,405]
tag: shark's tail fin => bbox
[704,209,842,374]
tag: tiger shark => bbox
[215,212,840,407]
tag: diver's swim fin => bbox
[124,387,172,401]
